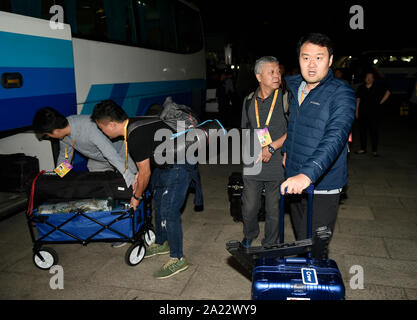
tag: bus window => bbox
[70,0,135,44]
[175,1,203,53]
[75,0,106,41]
[0,0,56,20]
[133,0,177,52]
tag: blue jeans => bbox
[150,163,197,259]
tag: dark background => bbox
[194,0,415,68]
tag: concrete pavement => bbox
[0,112,416,300]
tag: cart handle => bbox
[27,170,46,216]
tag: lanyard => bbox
[300,91,304,104]
[255,89,279,128]
[64,138,75,164]
[123,119,130,172]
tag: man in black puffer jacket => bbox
[281,33,356,241]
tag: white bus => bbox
[0,0,206,170]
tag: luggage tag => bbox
[54,160,73,178]
[255,127,272,147]
[301,268,318,285]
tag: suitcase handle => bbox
[279,184,314,244]
[284,257,307,264]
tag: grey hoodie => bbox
[57,115,137,187]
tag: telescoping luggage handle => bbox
[279,184,314,245]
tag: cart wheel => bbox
[144,229,156,246]
[125,242,146,266]
[33,247,58,270]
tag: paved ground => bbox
[0,110,416,300]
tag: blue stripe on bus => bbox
[0,93,76,131]
[0,31,74,69]
[80,79,205,116]
[0,67,76,99]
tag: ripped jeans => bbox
[150,163,196,259]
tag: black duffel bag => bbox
[31,170,133,203]
[0,153,39,192]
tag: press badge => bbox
[255,127,272,147]
[54,160,73,178]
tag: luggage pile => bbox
[26,170,155,270]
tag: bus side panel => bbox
[79,79,206,116]
[0,29,77,132]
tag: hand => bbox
[355,110,359,119]
[130,196,140,211]
[256,146,272,163]
[280,174,311,194]
[282,152,286,167]
[262,146,272,163]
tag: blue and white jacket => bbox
[282,70,356,190]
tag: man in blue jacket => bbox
[280,33,356,241]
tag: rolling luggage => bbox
[0,153,39,192]
[251,185,345,300]
[227,172,265,222]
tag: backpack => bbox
[126,97,225,163]
[160,96,200,132]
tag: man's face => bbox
[45,129,67,140]
[96,120,118,139]
[365,73,375,86]
[299,42,333,86]
[256,62,281,91]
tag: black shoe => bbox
[194,205,204,212]
[241,238,252,249]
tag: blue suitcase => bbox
[251,185,345,300]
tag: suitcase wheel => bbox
[125,241,146,266]
[144,228,156,247]
[33,247,59,270]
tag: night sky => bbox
[193,0,416,66]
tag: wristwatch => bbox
[132,194,143,201]
[268,144,276,155]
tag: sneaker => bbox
[144,241,170,258]
[241,238,252,248]
[154,257,189,279]
[111,242,127,248]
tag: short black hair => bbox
[91,100,128,123]
[297,33,334,58]
[32,107,69,133]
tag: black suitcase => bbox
[32,170,133,203]
[0,153,39,192]
[227,172,265,222]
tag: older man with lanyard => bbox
[240,56,287,248]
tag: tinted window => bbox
[72,0,135,44]
[133,0,177,51]
[1,0,203,53]
[0,0,56,20]
[175,1,203,53]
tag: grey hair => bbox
[254,56,279,76]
